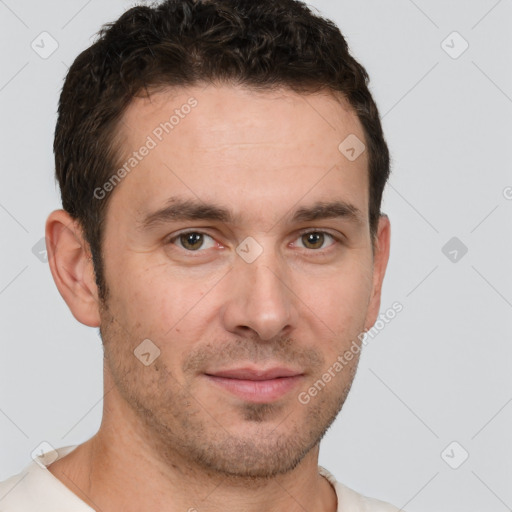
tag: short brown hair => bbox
[54,0,391,302]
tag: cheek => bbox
[299,262,374,368]
[106,259,218,351]
[301,256,373,321]
[100,255,171,345]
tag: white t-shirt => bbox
[0,446,401,511]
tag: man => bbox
[0,0,400,510]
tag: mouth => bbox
[204,366,305,403]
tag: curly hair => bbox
[54,0,391,302]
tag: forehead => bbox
[120,84,363,147]
[109,83,369,227]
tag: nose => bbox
[220,242,299,341]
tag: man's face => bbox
[97,84,387,478]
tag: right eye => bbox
[167,230,218,252]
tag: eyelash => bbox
[166,229,343,254]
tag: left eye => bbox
[294,231,337,251]
[167,230,337,252]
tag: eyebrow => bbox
[137,197,365,231]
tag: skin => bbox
[45,84,390,512]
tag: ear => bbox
[364,214,391,331]
[45,209,101,327]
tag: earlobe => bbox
[364,214,391,331]
[45,209,101,327]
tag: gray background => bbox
[1,1,511,511]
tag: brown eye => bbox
[297,231,336,251]
[180,232,204,250]
[169,231,216,251]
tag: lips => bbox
[204,366,304,403]
[207,367,302,380]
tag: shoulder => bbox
[319,466,403,512]
[0,445,91,511]
[0,470,34,510]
